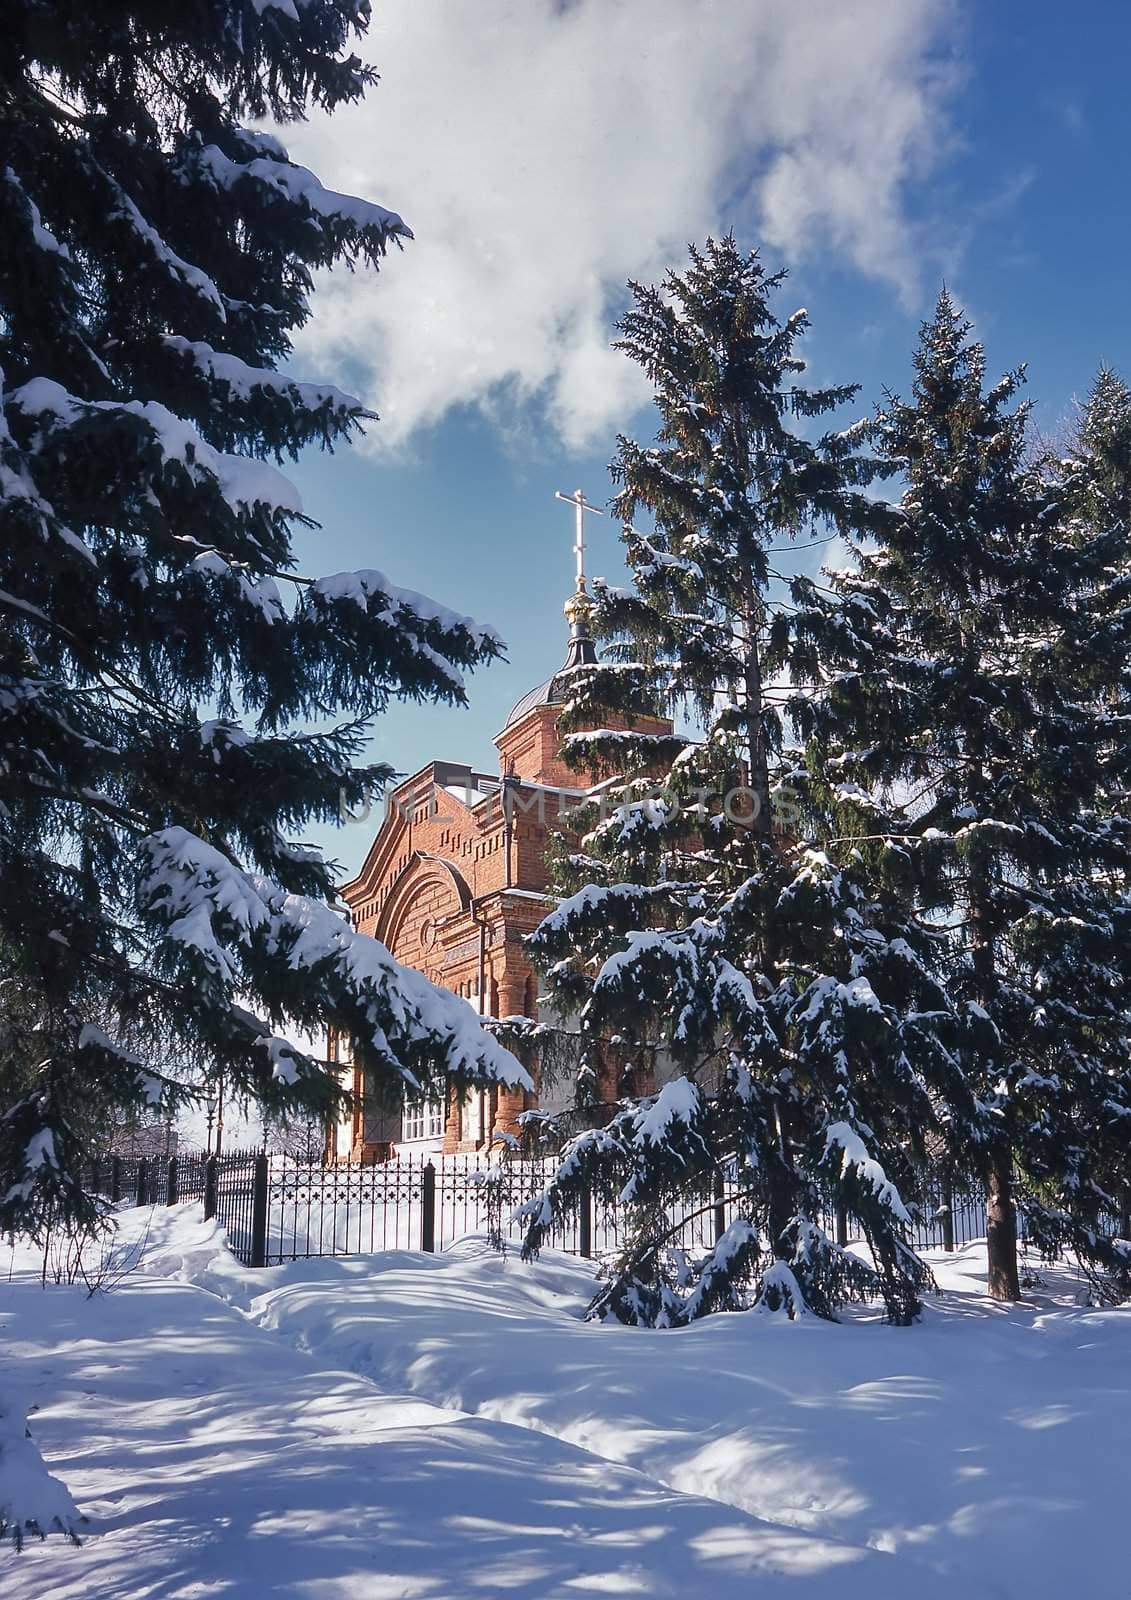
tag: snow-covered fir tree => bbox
[1027,367,1131,1297]
[786,296,1131,1302]
[0,1394,82,1550]
[0,1,528,1246]
[515,240,965,1327]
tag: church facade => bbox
[329,541,672,1160]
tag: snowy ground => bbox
[2,1208,1128,1598]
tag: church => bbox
[329,494,672,1161]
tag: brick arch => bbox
[376,852,472,971]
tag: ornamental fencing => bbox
[82,1148,1011,1269]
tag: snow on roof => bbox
[442,784,494,807]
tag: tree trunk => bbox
[767,1163,794,1260]
[735,542,796,1258]
[986,1152,1020,1300]
[966,786,1016,1302]
[737,554,773,848]
[766,1106,796,1258]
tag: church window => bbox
[401,1095,445,1142]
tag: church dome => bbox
[503,671,568,729]
[501,580,598,729]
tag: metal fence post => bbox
[136,1157,148,1208]
[110,1156,122,1203]
[250,1152,269,1268]
[421,1161,436,1253]
[203,1154,218,1221]
[713,1167,727,1243]
[578,1182,593,1259]
[165,1155,179,1207]
[941,1171,955,1253]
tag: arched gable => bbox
[376,851,473,975]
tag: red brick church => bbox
[329,497,671,1160]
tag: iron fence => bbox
[84,1152,163,1207]
[82,1149,218,1211]
[209,1150,261,1260]
[903,1168,1020,1253]
[81,1145,1006,1269]
[176,1151,210,1206]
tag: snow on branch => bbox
[754,1260,811,1319]
[560,727,685,752]
[191,145,412,242]
[0,1399,82,1550]
[680,1218,763,1321]
[2,167,71,260]
[109,190,225,317]
[795,973,885,1026]
[254,1033,308,1085]
[76,1024,163,1108]
[161,336,364,415]
[823,1121,912,1225]
[0,380,94,564]
[141,827,530,1092]
[516,1122,622,1237]
[310,569,500,650]
[632,1076,700,1146]
[9,379,302,517]
[189,549,286,622]
[306,569,503,696]
[534,880,690,944]
[626,531,705,584]
[4,1126,60,1206]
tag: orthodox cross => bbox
[555,487,604,591]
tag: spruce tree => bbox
[786,297,1131,1301]
[0,1,528,1245]
[1032,369,1131,1296]
[518,240,960,1326]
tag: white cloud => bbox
[284,0,958,451]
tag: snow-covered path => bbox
[3,1207,1128,1598]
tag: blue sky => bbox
[280,1,1131,880]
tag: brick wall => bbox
[337,689,676,1159]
